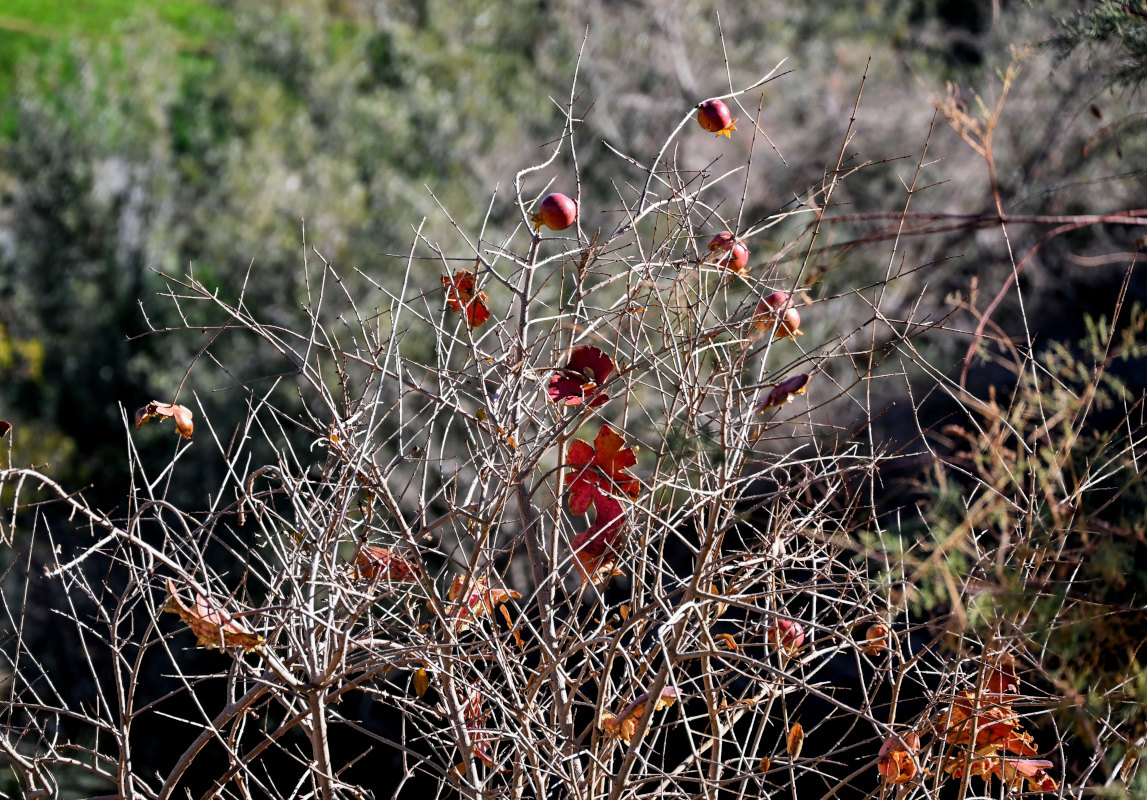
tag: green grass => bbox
[0,0,224,37]
[0,0,230,111]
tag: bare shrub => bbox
[2,50,1143,800]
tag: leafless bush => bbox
[2,50,1141,800]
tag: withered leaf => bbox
[413,667,429,698]
[163,578,263,652]
[787,722,804,759]
[136,401,194,440]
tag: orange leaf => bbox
[447,575,521,632]
[787,723,804,759]
[600,687,681,745]
[877,732,920,785]
[135,401,194,440]
[163,578,263,652]
[943,692,1036,756]
[715,633,739,652]
[442,270,492,327]
[600,711,640,745]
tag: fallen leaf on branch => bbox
[447,575,521,632]
[442,270,491,327]
[548,345,614,407]
[135,401,194,440]
[355,546,423,583]
[877,731,921,785]
[163,578,263,652]
[567,424,640,514]
[787,723,804,759]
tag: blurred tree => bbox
[1051,0,1147,89]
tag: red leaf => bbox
[355,546,422,583]
[984,653,1019,697]
[571,494,627,583]
[442,270,492,327]
[548,346,614,407]
[462,684,498,767]
[0,420,10,438]
[566,424,640,514]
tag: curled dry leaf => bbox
[547,345,614,407]
[163,578,263,652]
[787,722,805,759]
[714,633,739,652]
[600,686,681,745]
[600,711,640,746]
[757,374,810,414]
[355,546,422,583]
[441,270,492,327]
[135,401,194,440]
[877,731,921,785]
[447,575,522,632]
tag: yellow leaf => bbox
[413,668,429,698]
